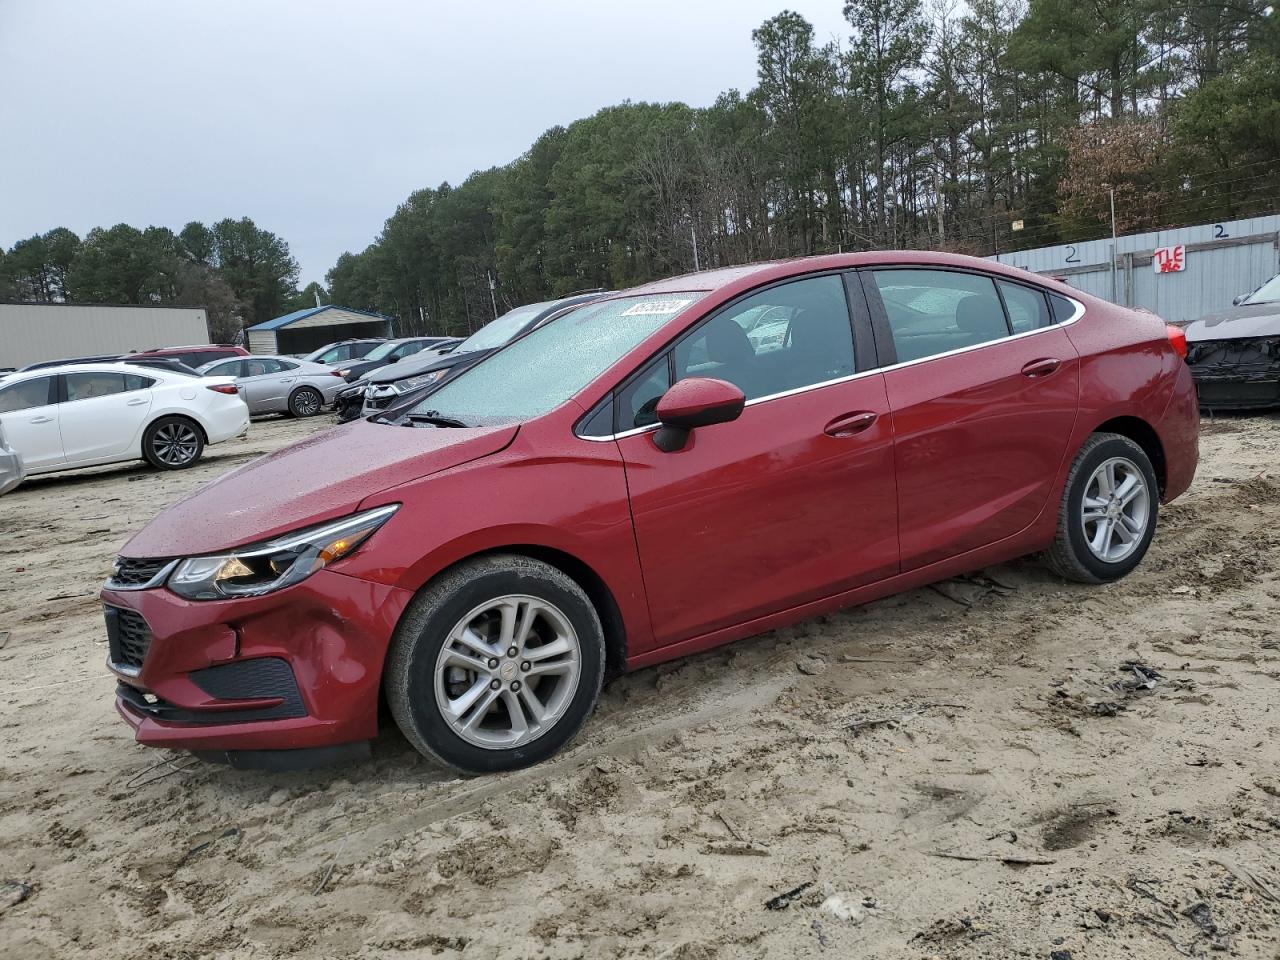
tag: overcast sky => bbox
[0,0,850,286]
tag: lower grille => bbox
[106,605,152,670]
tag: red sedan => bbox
[102,252,1198,773]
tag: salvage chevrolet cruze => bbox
[102,252,1199,774]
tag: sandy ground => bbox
[1,412,1279,959]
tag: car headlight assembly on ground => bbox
[167,505,399,600]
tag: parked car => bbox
[352,292,609,422]
[0,363,248,489]
[196,355,345,417]
[102,252,1197,774]
[1183,273,1280,409]
[20,355,203,377]
[130,344,250,368]
[301,339,390,366]
[335,337,455,383]
[0,419,23,495]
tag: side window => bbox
[998,280,1051,333]
[205,360,242,377]
[617,356,672,430]
[871,269,1010,363]
[243,359,278,377]
[398,342,426,358]
[65,372,129,402]
[277,360,300,372]
[1049,294,1078,323]
[673,274,854,402]
[0,377,55,413]
[124,374,155,391]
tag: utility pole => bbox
[487,271,499,320]
[1109,187,1119,302]
[690,224,700,272]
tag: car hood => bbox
[1184,301,1280,342]
[366,348,480,384]
[119,420,519,557]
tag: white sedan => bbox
[0,362,249,491]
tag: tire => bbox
[1045,432,1159,583]
[384,554,606,774]
[142,416,205,470]
[288,386,324,418]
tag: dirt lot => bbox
[2,413,1279,959]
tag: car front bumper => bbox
[1188,336,1280,410]
[102,567,414,756]
[0,441,24,495]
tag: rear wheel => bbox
[288,386,323,417]
[384,555,605,773]
[1045,432,1159,583]
[142,416,204,470]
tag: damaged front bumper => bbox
[0,433,24,496]
[1186,336,1280,410]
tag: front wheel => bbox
[384,555,605,773]
[1045,432,1159,583]
[142,416,204,470]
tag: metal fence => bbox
[989,214,1280,323]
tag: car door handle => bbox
[824,411,878,438]
[29,416,54,424]
[1021,358,1061,378]
[126,397,147,406]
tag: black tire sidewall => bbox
[395,567,604,774]
[1063,437,1159,581]
[290,387,322,417]
[143,416,204,470]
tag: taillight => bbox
[206,384,239,395]
[1166,323,1188,360]
[331,370,345,377]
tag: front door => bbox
[0,376,63,470]
[863,267,1080,571]
[240,358,293,411]
[616,273,900,648]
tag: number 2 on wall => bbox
[1064,245,1080,264]
[1214,224,1228,239]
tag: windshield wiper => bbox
[402,410,469,429]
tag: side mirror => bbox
[653,377,745,453]
[1232,294,1248,306]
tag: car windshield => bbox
[361,341,403,362]
[403,292,704,427]
[1244,275,1280,305]
[455,302,554,353]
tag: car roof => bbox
[616,250,1077,297]
[2,361,183,380]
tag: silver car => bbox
[0,418,25,496]
[197,355,344,417]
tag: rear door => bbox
[59,371,155,462]
[0,376,63,469]
[240,358,290,410]
[862,267,1080,571]
[614,273,899,648]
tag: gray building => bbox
[0,303,210,369]
[990,214,1280,323]
[246,305,394,355]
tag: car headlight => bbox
[167,504,399,600]
[394,370,445,393]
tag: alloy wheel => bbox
[1080,456,1150,563]
[293,389,321,416]
[152,422,200,466]
[433,595,582,749]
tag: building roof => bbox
[248,304,394,331]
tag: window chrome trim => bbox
[104,558,179,592]
[575,290,1085,443]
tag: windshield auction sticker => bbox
[621,299,692,317]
